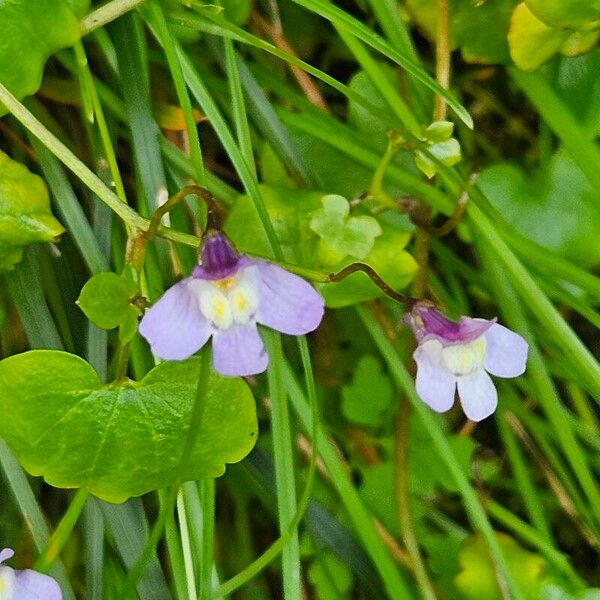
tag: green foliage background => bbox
[0,0,599,598]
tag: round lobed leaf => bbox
[0,351,258,503]
[0,152,65,272]
[0,0,83,115]
[77,272,140,331]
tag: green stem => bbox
[35,489,89,573]
[199,479,215,599]
[81,0,147,36]
[265,332,301,599]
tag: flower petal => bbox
[14,569,62,600]
[483,323,528,378]
[456,369,497,422]
[0,548,14,564]
[414,343,456,412]
[139,278,211,361]
[212,324,268,376]
[255,261,324,335]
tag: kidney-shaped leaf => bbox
[0,152,65,272]
[0,0,83,115]
[0,351,257,503]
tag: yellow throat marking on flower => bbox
[441,336,487,376]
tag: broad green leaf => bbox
[0,151,65,272]
[310,195,382,264]
[525,0,600,30]
[509,3,567,71]
[0,351,257,503]
[341,355,392,426]
[316,220,418,307]
[455,533,546,600]
[308,551,353,599]
[77,272,141,343]
[0,0,82,114]
[407,0,517,64]
[478,149,600,268]
[508,2,597,70]
[66,0,90,17]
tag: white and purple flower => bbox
[407,304,528,422]
[139,231,325,376]
[0,548,61,600]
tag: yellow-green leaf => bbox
[0,152,64,272]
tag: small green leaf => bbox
[415,138,462,179]
[310,195,382,263]
[455,533,547,600]
[0,151,65,272]
[341,355,393,426]
[424,120,454,143]
[0,0,82,114]
[0,351,257,503]
[525,0,600,30]
[508,3,570,71]
[77,272,141,337]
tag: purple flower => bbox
[0,548,62,600]
[406,304,528,422]
[139,231,325,376]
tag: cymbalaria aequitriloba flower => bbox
[139,231,325,376]
[406,303,528,422]
[0,548,62,600]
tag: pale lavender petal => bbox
[414,344,456,412]
[139,277,211,361]
[457,369,497,422]
[484,323,528,378]
[14,569,62,600]
[255,262,324,335]
[0,548,14,563]
[212,324,268,376]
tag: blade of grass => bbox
[265,332,302,599]
[282,363,414,599]
[290,0,473,128]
